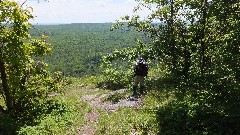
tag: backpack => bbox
[135,59,148,76]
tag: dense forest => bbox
[0,0,239,134]
[30,23,148,76]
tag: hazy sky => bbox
[18,0,149,24]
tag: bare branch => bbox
[21,0,28,7]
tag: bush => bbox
[17,99,77,135]
[0,98,77,135]
[97,68,133,90]
[157,89,240,135]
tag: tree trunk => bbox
[170,0,177,74]
[0,56,13,111]
[183,41,191,78]
[200,0,208,75]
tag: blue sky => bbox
[18,0,149,24]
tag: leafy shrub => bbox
[17,99,77,135]
[97,68,133,90]
[157,90,240,135]
[0,98,78,135]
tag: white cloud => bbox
[17,0,149,23]
[124,0,136,5]
[93,0,110,7]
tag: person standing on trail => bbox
[132,55,148,96]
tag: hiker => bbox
[132,55,148,96]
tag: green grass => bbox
[61,76,173,135]
[97,86,172,134]
[95,90,168,135]
[58,76,167,134]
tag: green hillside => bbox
[30,23,146,76]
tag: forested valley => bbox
[30,23,147,76]
[0,0,239,135]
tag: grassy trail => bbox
[65,77,150,134]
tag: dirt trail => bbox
[77,108,99,135]
[82,89,143,113]
[78,88,144,135]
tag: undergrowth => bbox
[17,99,77,135]
[0,77,93,135]
[0,98,79,135]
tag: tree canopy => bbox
[0,0,63,113]
[107,0,239,89]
